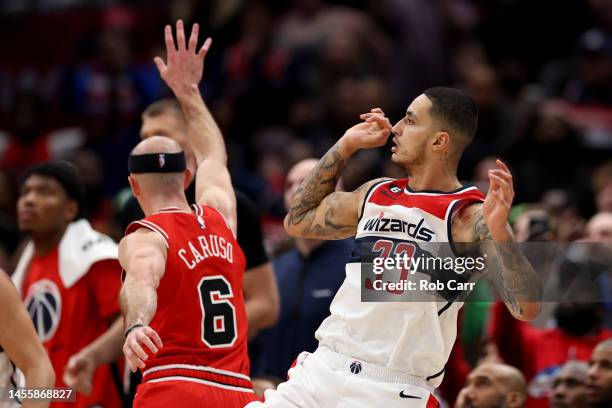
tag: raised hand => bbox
[123,325,163,372]
[340,108,392,154]
[483,159,514,241]
[154,20,212,96]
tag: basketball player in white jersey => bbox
[0,269,54,407]
[248,87,541,407]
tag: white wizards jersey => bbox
[315,178,484,387]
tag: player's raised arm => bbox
[452,160,542,321]
[154,20,236,234]
[119,229,166,372]
[0,270,55,407]
[284,110,392,240]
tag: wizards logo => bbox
[24,279,61,342]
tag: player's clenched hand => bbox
[339,108,391,155]
[483,159,514,242]
[154,20,212,97]
[63,351,95,395]
[123,326,163,372]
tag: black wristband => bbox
[125,323,145,338]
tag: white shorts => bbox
[246,346,440,408]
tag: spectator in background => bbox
[593,160,612,212]
[585,212,612,242]
[455,363,527,408]
[550,361,589,408]
[12,161,123,407]
[249,158,352,379]
[488,299,611,407]
[514,209,555,242]
[587,339,612,407]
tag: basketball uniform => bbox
[19,251,122,408]
[249,179,484,408]
[125,205,259,407]
[0,347,23,407]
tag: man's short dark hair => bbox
[142,98,184,120]
[423,87,478,145]
[23,161,85,220]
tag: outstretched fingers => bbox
[164,24,176,54]
[188,23,199,53]
[198,37,212,60]
[176,20,186,51]
[153,56,167,76]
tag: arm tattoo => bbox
[286,144,351,237]
[473,212,542,317]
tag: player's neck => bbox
[31,225,67,257]
[142,194,191,216]
[405,161,461,192]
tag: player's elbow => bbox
[283,214,301,237]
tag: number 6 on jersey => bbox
[198,275,237,348]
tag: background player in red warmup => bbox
[119,20,259,407]
[14,161,123,407]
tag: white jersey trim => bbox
[131,220,169,248]
[146,376,255,393]
[404,185,478,196]
[143,363,251,381]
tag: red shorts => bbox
[134,380,261,408]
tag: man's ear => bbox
[184,169,193,190]
[431,131,450,151]
[65,200,78,222]
[506,391,526,408]
[128,175,140,197]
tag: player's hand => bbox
[339,108,391,155]
[154,20,212,97]
[123,325,163,372]
[359,108,392,132]
[63,350,95,395]
[483,159,514,242]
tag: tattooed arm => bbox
[452,160,541,321]
[284,109,392,239]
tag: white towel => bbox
[12,219,118,294]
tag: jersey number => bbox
[365,239,416,295]
[197,276,237,348]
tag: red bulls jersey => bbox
[125,205,252,392]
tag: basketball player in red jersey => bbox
[119,21,259,407]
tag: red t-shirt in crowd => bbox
[22,248,122,408]
[489,302,612,408]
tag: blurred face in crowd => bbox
[284,159,318,210]
[550,362,589,408]
[391,94,437,171]
[554,302,603,337]
[456,364,526,408]
[586,213,612,242]
[596,180,612,212]
[140,110,196,179]
[587,341,612,406]
[17,175,77,238]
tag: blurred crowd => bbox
[1,0,611,407]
